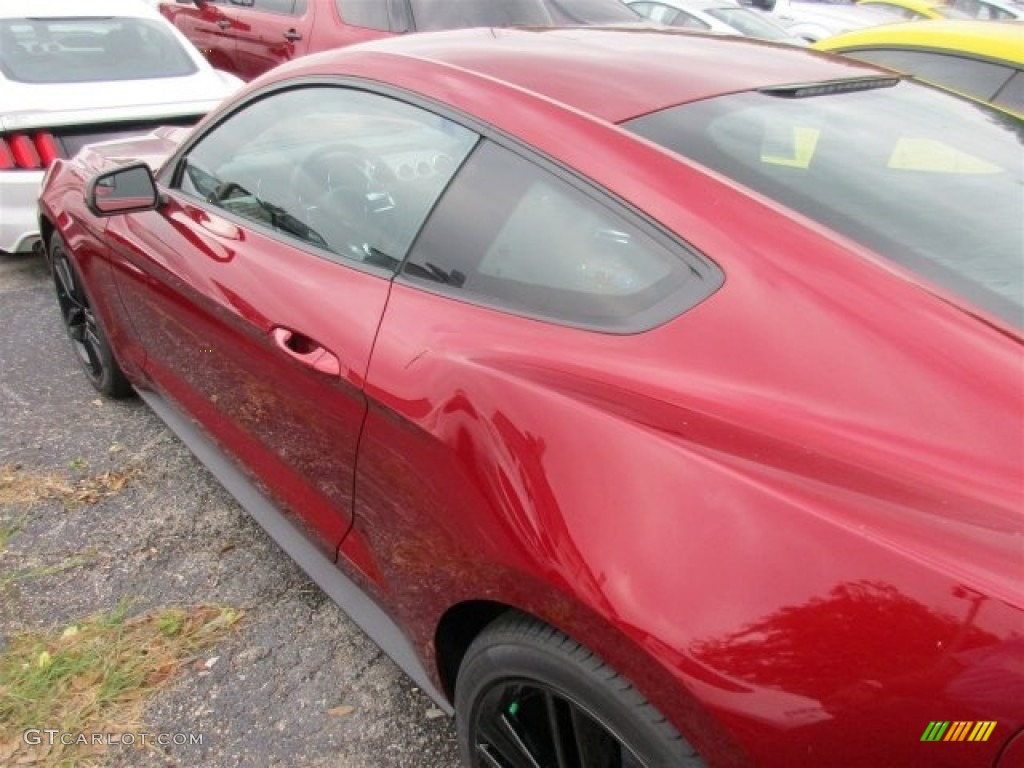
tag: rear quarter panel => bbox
[355,269,1022,767]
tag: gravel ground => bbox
[0,251,460,767]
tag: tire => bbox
[455,612,704,768]
[50,234,134,399]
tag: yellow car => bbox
[857,0,973,19]
[815,20,1024,114]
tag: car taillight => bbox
[0,138,14,170]
[33,132,60,166]
[0,131,63,170]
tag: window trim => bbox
[159,76,723,330]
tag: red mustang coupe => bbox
[38,27,1023,768]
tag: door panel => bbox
[106,197,390,551]
[232,0,313,80]
[164,0,240,73]
[105,83,477,554]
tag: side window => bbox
[670,10,712,29]
[177,87,478,268]
[336,0,392,30]
[401,141,721,331]
[869,3,921,18]
[946,0,1014,17]
[993,70,1024,114]
[247,0,302,14]
[847,48,1015,104]
[639,3,684,24]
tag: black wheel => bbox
[456,613,703,768]
[50,234,133,398]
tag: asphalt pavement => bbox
[0,250,460,767]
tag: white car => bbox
[0,0,242,254]
[628,0,810,43]
[740,0,897,41]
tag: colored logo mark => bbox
[921,721,997,742]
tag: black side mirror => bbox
[85,162,160,217]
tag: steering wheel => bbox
[289,144,397,259]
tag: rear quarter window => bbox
[844,48,1016,104]
[400,141,722,332]
[993,70,1024,114]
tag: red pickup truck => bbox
[161,0,642,80]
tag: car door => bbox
[104,85,479,554]
[161,0,240,73]
[231,0,313,80]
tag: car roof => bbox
[290,27,887,124]
[816,19,1024,64]
[0,0,158,20]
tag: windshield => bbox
[625,80,1024,326]
[705,7,798,40]
[0,16,197,84]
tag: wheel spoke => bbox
[476,744,506,768]
[569,702,617,768]
[66,307,86,340]
[53,251,104,381]
[471,680,654,768]
[478,711,543,768]
[55,258,85,310]
[82,322,104,376]
[544,691,577,768]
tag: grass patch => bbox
[0,463,141,510]
[0,513,28,554]
[0,554,97,589]
[0,602,242,766]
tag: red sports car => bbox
[38,27,1023,768]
